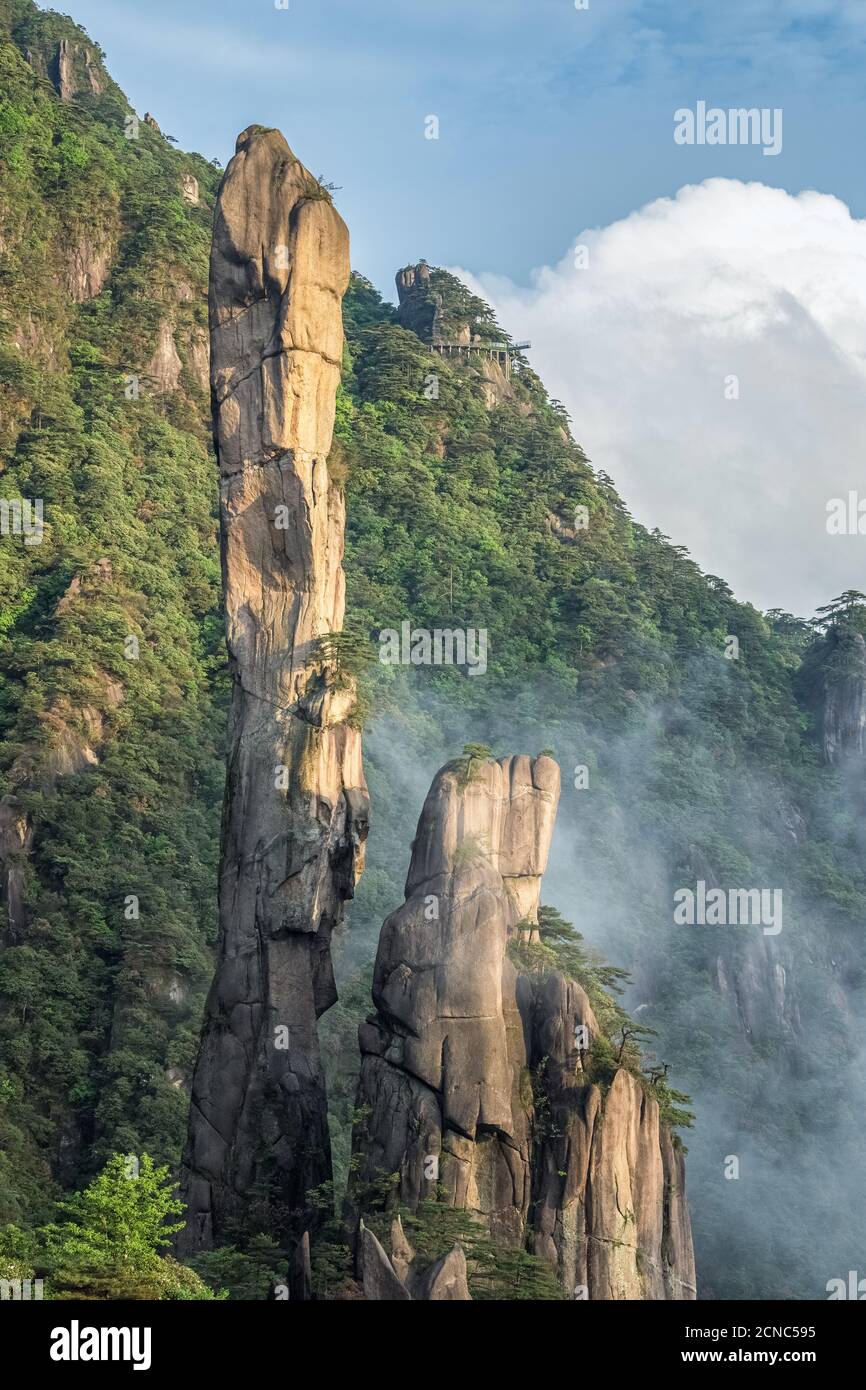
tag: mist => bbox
[330,658,866,1300]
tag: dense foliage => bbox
[0,1152,217,1298]
[0,5,224,1225]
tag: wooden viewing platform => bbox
[430,339,531,381]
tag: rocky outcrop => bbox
[289,1231,312,1301]
[146,320,182,393]
[810,628,866,765]
[395,261,473,345]
[395,262,445,343]
[55,38,93,100]
[351,755,695,1299]
[25,37,105,101]
[683,847,798,1046]
[715,941,799,1043]
[179,127,368,1252]
[678,845,800,1050]
[185,329,210,392]
[528,984,695,1299]
[478,356,514,408]
[357,1221,471,1301]
[415,1245,472,1300]
[62,231,114,303]
[352,755,557,1245]
[358,1225,412,1301]
[395,262,512,411]
[0,799,32,941]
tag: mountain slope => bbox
[0,1,225,1220]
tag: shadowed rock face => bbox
[813,630,866,765]
[527,979,695,1299]
[351,755,695,1299]
[180,127,368,1251]
[395,262,443,343]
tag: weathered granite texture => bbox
[351,755,695,1299]
[180,127,368,1250]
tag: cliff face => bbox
[22,31,106,102]
[527,977,695,1299]
[180,127,368,1251]
[351,755,695,1299]
[809,628,866,766]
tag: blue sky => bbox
[51,1,866,614]
[56,0,866,298]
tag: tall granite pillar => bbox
[180,127,368,1250]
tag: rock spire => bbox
[180,127,368,1250]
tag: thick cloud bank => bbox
[458,179,866,618]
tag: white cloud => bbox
[456,179,866,617]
